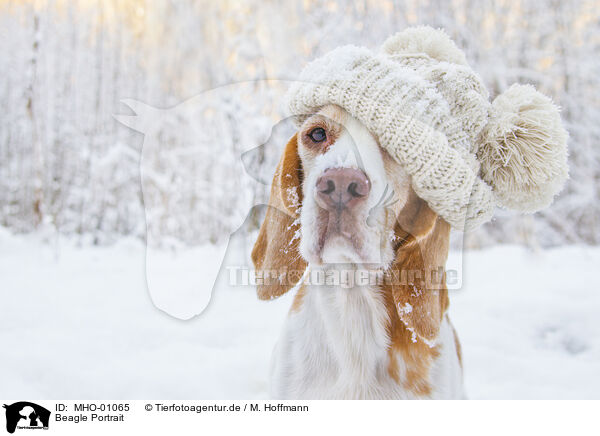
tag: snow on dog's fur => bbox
[252,105,464,399]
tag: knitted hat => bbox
[285,26,568,230]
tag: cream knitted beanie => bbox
[285,26,568,230]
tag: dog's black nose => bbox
[315,167,370,211]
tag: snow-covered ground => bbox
[1,227,599,399]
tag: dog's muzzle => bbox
[315,167,370,211]
[314,167,371,253]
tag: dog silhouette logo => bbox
[114,82,297,320]
[3,402,50,433]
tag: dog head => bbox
[296,105,411,267]
[252,104,450,342]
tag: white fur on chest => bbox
[269,269,464,399]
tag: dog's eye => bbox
[308,127,327,143]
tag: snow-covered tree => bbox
[0,0,597,246]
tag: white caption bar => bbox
[0,400,596,436]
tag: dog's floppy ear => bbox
[252,133,307,300]
[383,190,451,345]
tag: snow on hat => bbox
[285,26,568,230]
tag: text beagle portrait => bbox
[252,27,568,400]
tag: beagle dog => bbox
[252,105,464,399]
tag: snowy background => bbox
[1,0,599,399]
[2,229,599,399]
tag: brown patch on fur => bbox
[383,188,451,397]
[452,322,463,369]
[289,283,306,314]
[384,288,442,397]
[252,134,308,300]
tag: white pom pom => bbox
[382,26,467,66]
[478,84,569,212]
